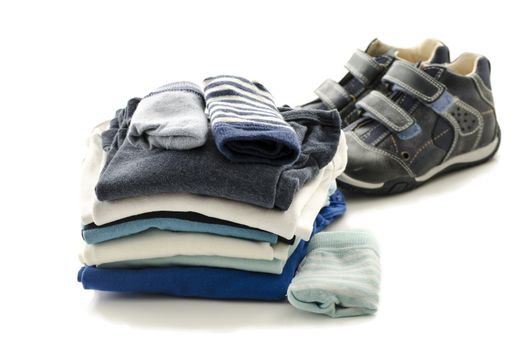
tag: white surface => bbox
[0,1,526,349]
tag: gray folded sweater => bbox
[96,99,341,210]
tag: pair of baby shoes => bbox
[304,39,500,194]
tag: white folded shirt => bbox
[80,122,347,241]
[79,230,290,266]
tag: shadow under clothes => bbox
[90,292,375,331]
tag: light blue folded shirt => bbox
[83,217,278,244]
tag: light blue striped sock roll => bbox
[203,75,301,165]
[287,231,380,318]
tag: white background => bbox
[0,1,526,349]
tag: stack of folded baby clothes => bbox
[77,76,349,301]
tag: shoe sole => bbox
[337,128,501,195]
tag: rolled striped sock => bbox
[287,231,381,318]
[203,75,301,165]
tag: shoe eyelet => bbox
[401,151,410,160]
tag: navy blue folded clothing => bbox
[203,75,301,165]
[77,190,346,300]
[96,99,341,210]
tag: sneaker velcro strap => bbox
[345,50,383,85]
[382,61,446,103]
[315,79,354,110]
[356,91,415,132]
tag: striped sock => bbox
[203,75,301,165]
[287,231,381,318]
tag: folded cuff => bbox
[307,231,379,256]
[212,122,301,165]
[145,81,204,100]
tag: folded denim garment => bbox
[127,82,208,150]
[95,98,341,210]
[78,190,346,300]
[287,231,380,317]
[80,230,290,266]
[203,75,300,165]
[80,123,347,241]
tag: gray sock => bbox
[127,82,208,150]
[287,231,380,318]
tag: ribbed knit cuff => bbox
[307,231,379,255]
[145,81,204,100]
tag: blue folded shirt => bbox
[82,211,280,245]
[77,190,346,300]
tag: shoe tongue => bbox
[374,54,393,65]
[418,61,440,76]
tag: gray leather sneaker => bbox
[303,38,450,127]
[338,53,500,194]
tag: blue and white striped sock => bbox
[203,75,301,165]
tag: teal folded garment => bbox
[287,231,380,318]
[99,239,300,274]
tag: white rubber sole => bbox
[416,137,499,182]
[338,137,499,189]
[338,173,384,189]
